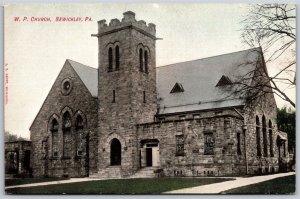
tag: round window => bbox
[61,78,73,95]
[63,81,71,90]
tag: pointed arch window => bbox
[63,112,72,157]
[262,115,268,157]
[237,133,241,155]
[50,119,59,157]
[75,114,85,156]
[108,47,113,72]
[269,120,274,157]
[115,45,120,70]
[139,48,144,72]
[256,116,262,157]
[75,115,84,130]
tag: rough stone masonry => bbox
[28,11,289,178]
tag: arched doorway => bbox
[110,138,121,166]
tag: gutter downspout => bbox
[233,108,248,175]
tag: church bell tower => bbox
[92,11,157,176]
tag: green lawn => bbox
[221,175,295,194]
[5,177,69,187]
[6,177,234,194]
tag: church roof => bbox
[67,59,98,97]
[156,47,262,115]
[65,47,262,114]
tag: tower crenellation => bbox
[96,11,156,37]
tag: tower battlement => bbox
[96,11,156,38]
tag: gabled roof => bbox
[157,47,262,115]
[67,59,98,97]
[170,82,184,93]
[216,75,232,87]
[30,60,98,131]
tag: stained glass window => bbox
[51,119,59,157]
[176,135,184,156]
[204,133,214,155]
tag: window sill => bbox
[49,156,59,160]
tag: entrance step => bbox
[129,167,163,179]
[89,166,122,179]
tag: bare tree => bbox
[238,4,295,107]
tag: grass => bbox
[6,177,234,194]
[221,175,295,194]
[5,177,69,187]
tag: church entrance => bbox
[146,148,153,167]
[140,139,160,168]
[110,138,121,166]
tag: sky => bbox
[4,3,296,139]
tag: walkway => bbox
[5,177,100,189]
[5,172,295,193]
[165,172,296,194]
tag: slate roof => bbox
[68,59,98,97]
[67,47,262,114]
[156,47,262,115]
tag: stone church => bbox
[29,11,289,178]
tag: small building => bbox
[5,141,32,176]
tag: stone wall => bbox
[136,100,286,177]
[243,60,287,175]
[30,60,98,177]
[96,11,157,176]
[5,141,32,175]
[137,108,247,177]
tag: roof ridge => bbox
[157,47,261,68]
[67,59,98,98]
[67,59,97,70]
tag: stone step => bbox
[129,167,162,179]
[90,166,122,179]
